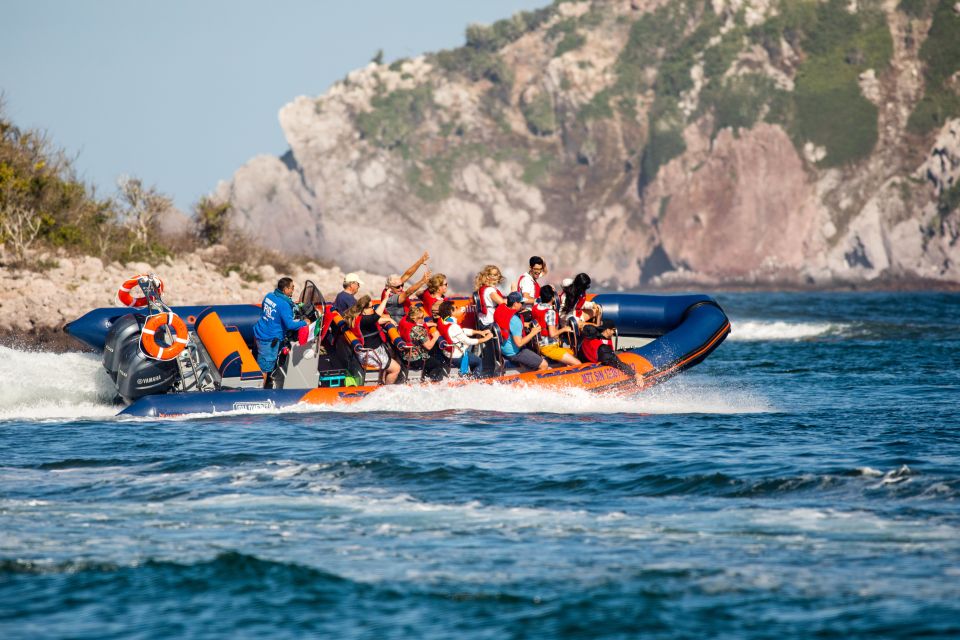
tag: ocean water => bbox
[1,292,958,639]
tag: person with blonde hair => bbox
[420,273,449,317]
[473,265,507,329]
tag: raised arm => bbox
[399,268,432,303]
[400,251,430,284]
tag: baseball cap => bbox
[343,272,363,285]
[506,291,523,305]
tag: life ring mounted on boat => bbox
[140,312,189,361]
[117,275,164,308]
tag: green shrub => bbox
[702,29,744,80]
[792,56,879,166]
[578,89,614,122]
[640,99,687,188]
[355,84,435,150]
[701,74,786,136]
[521,92,557,136]
[195,196,231,246]
[898,0,933,18]
[522,153,552,184]
[940,181,960,215]
[554,31,586,57]
[908,0,960,133]
[776,1,892,166]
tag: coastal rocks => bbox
[647,124,823,282]
[208,0,958,289]
[920,118,960,197]
[0,249,384,336]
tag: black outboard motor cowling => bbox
[115,340,178,402]
[102,313,145,382]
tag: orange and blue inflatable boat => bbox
[65,283,730,418]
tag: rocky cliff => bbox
[215,0,960,288]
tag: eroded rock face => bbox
[213,1,959,289]
[647,124,825,282]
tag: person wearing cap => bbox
[334,273,363,315]
[580,318,643,385]
[494,291,547,372]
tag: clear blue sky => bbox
[1,0,547,211]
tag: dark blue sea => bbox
[1,292,958,639]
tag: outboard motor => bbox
[115,339,178,402]
[102,313,144,382]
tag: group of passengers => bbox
[255,253,642,386]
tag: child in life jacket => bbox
[580,318,643,386]
[531,285,581,366]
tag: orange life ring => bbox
[117,275,163,308]
[140,312,189,361]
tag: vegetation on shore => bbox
[345,0,940,199]
[0,101,306,276]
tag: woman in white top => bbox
[472,265,507,328]
[437,300,492,375]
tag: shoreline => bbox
[3,284,956,354]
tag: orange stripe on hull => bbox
[298,354,656,407]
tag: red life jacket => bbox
[516,273,541,300]
[397,316,417,344]
[530,303,552,334]
[494,304,525,343]
[436,316,456,355]
[420,289,441,314]
[560,291,587,317]
[353,312,387,347]
[476,286,501,316]
[581,337,612,363]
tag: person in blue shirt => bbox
[254,277,307,386]
[333,273,363,314]
[496,291,547,371]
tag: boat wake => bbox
[0,346,772,422]
[728,319,850,341]
[0,346,118,421]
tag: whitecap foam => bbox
[129,376,774,421]
[728,319,849,341]
[0,346,118,421]
[319,378,774,416]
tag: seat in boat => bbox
[194,308,264,388]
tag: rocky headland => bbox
[215,0,960,289]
